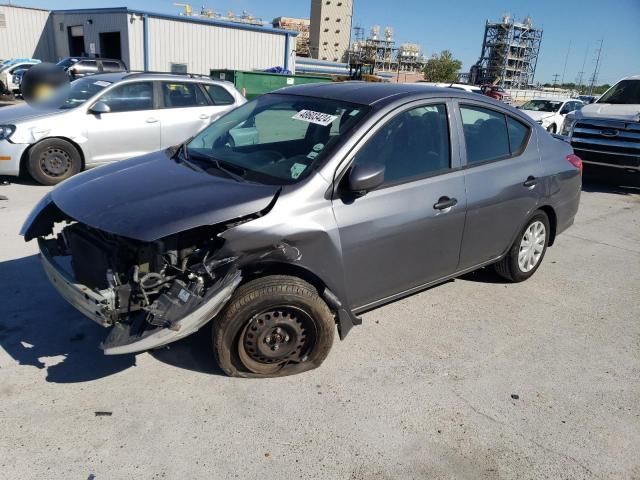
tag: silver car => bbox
[22,83,582,378]
[0,72,246,185]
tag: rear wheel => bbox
[213,275,335,378]
[495,211,550,282]
[27,138,82,186]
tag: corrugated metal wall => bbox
[50,12,131,66]
[0,5,54,60]
[127,16,296,75]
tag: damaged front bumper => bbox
[38,238,242,355]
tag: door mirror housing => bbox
[89,101,111,115]
[348,163,385,195]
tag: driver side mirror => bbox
[347,163,385,195]
[89,101,111,115]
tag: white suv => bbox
[0,72,246,185]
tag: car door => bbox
[84,81,161,164]
[154,81,216,148]
[455,102,541,270]
[332,101,467,310]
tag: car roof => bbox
[275,82,483,106]
[83,72,232,86]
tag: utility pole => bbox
[576,44,589,94]
[552,73,560,91]
[560,40,571,86]
[588,39,603,96]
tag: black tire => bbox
[494,211,550,283]
[213,275,335,378]
[547,124,557,134]
[27,138,82,186]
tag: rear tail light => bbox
[566,153,583,174]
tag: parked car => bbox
[56,57,128,79]
[518,98,584,133]
[561,75,640,174]
[0,72,246,185]
[481,85,512,104]
[0,59,40,94]
[21,83,583,378]
[10,68,28,96]
[577,95,597,105]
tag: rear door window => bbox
[161,82,209,108]
[77,60,99,73]
[460,105,531,165]
[102,61,124,73]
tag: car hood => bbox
[577,103,640,122]
[0,103,59,124]
[50,151,280,242]
[520,110,555,122]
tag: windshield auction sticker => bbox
[292,110,338,127]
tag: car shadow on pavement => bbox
[0,175,42,187]
[458,267,510,284]
[0,255,136,383]
[582,167,639,195]
[149,324,225,376]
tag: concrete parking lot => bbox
[0,168,638,479]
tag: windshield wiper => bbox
[174,142,205,173]
[189,150,247,183]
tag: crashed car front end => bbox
[23,196,244,355]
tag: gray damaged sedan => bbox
[21,83,582,378]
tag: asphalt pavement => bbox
[0,169,638,479]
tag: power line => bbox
[561,40,571,85]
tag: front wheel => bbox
[27,138,82,185]
[494,211,550,282]
[213,276,335,378]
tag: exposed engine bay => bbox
[39,219,243,354]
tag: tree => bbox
[423,50,463,83]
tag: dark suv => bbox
[56,57,128,79]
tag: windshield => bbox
[56,58,79,70]
[597,80,640,105]
[520,100,562,112]
[39,78,112,110]
[186,93,370,185]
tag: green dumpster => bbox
[209,69,331,100]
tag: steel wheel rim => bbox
[40,148,71,177]
[238,306,315,374]
[518,220,546,273]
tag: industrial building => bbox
[348,26,426,75]
[309,0,353,62]
[273,17,310,57]
[0,5,298,74]
[471,15,543,88]
[0,4,54,60]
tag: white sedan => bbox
[518,98,584,134]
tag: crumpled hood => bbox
[50,151,280,242]
[577,103,640,122]
[0,102,59,124]
[520,110,555,122]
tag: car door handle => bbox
[199,114,210,120]
[146,118,158,124]
[433,196,458,211]
[523,176,538,188]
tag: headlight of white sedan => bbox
[0,125,16,140]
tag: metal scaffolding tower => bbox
[472,15,543,88]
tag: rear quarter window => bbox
[204,84,235,105]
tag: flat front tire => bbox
[495,211,550,282]
[27,139,82,185]
[213,275,335,378]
